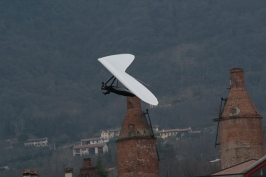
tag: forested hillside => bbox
[1,0,266,145]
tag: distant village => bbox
[6,125,202,157]
[72,125,201,157]
[3,125,202,176]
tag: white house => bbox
[157,127,201,139]
[73,143,108,156]
[158,128,181,139]
[80,138,104,145]
[73,137,108,157]
[22,170,38,177]
[24,138,48,147]
[100,129,120,140]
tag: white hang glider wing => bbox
[98,54,158,106]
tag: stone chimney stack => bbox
[219,68,265,169]
[116,96,159,177]
[230,68,245,89]
[84,158,92,167]
[65,167,73,177]
[22,170,38,177]
[22,170,30,177]
[79,158,97,176]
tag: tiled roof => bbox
[80,138,102,141]
[158,128,192,133]
[212,159,258,176]
[22,170,38,174]
[73,143,106,149]
[242,155,266,174]
[26,137,48,141]
[158,129,179,133]
[178,128,191,131]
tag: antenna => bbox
[143,109,160,161]
[213,97,227,148]
[143,109,154,137]
[98,54,158,105]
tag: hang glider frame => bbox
[101,75,135,97]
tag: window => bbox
[89,148,95,155]
[98,147,103,153]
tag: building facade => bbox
[100,129,120,140]
[157,127,201,139]
[73,138,108,156]
[22,170,38,177]
[80,138,104,145]
[24,138,48,147]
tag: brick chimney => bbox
[116,96,159,177]
[219,68,265,169]
[65,167,73,177]
[22,170,38,177]
[230,68,245,89]
[79,158,97,176]
[22,170,30,177]
[84,158,92,167]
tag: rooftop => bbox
[80,138,102,141]
[73,143,106,149]
[158,128,192,133]
[26,137,48,141]
[212,159,257,176]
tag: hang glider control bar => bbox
[101,76,135,97]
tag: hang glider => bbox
[98,54,158,106]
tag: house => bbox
[203,155,266,177]
[100,129,120,140]
[73,138,108,157]
[73,143,108,156]
[24,138,48,147]
[22,170,38,177]
[157,127,202,139]
[80,138,104,145]
[158,128,180,139]
[158,127,192,139]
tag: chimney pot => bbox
[127,96,141,110]
[65,167,73,177]
[230,68,245,89]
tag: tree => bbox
[96,154,109,177]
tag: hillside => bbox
[0,0,266,144]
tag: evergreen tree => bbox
[96,154,109,177]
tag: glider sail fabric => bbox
[98,54,158,105]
